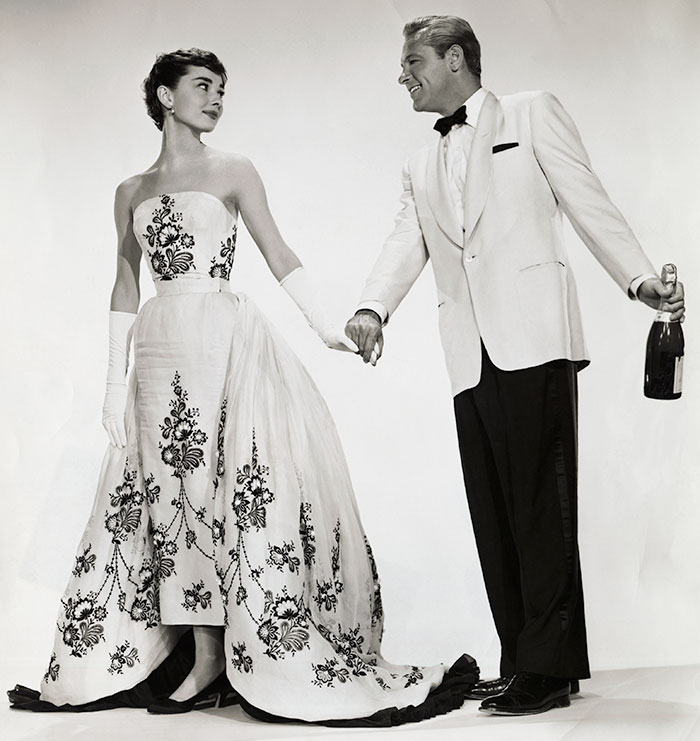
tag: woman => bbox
[8,48,477,725]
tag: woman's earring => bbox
[169,107,175,116]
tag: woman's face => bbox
[164,65,225,132]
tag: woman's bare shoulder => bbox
[114,173,148,208]
[206,149,257,174]
[205,150,261,200]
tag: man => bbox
[345,15,685,716]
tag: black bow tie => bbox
[433,105,467,136]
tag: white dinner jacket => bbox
[360,90,657,396]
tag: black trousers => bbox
[454,345,590,679]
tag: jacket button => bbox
[464,254,476,262]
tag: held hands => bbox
[638,278,685,321]
[316,321,359,353]
[345,310,384,366]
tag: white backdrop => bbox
[1,0,699,683]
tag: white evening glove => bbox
[280,267,358,352]
[102,311,136,448]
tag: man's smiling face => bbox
[398,38,455,115]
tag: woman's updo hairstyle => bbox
[143,48,227,130]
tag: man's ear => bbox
[447,44,465,72]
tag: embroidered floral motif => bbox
[312,519,344,613]
[108,641,140,675]
[213,399,227,496]
[299,502,316,568]
[182,580,212,612]
[375,675,390,690]
[311,621,396,691]
[104,472,143,544]
[331,520,343,594]
[259,588,310,660]
[231,432,274,532]
[209,225,237,280]
[402,666,425,688]
[72,544,96,577]
[43,653,60,683]
[230,642,253,674]
[159,373,207,480]
[55,458,164,659]
[365,537,384,631]
[313,580,338,612]
[154,372,215,565]
[212,518,225,543]
[58,591,106,658]
[144,474,161,505]
[266,542,301,574]
[317,623,368,677]
[312,658,350,688]
[142,195,196,280]
[217,432,311,663]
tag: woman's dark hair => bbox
[143,48,227,130]
[403,15,481,80]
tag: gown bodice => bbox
[133,191,237,286]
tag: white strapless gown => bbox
[32,191,477,723]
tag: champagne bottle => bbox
[644,263,684,399]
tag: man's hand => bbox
[345,310,384,365]
[638,278,685,321]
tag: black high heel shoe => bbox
[147,672,239,715]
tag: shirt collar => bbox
[463,87,487,128]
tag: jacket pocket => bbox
[515,261,570,350]
[520,260,566,272]
[492,142,519,154]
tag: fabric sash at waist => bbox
[154,276,231,296]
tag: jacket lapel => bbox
[463,91,499,243]
[426,139,463,247]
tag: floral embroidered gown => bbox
[28,191,477,723]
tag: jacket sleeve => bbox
[530,92,656,294]
[359,161,430,320]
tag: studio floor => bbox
[3,664,699,741]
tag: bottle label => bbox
[674,356,684,394]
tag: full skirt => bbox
[27,292,476,723]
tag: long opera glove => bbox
[280,267,358,353]
[101,311,136,448]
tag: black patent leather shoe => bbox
[478,672,571,715]
[467,676,579,701]
[147,672,238,715]
[464,676,513,700]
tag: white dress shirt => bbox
[442,87,487,227]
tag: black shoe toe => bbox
[464,676,512,701]
[478,672,571,716]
